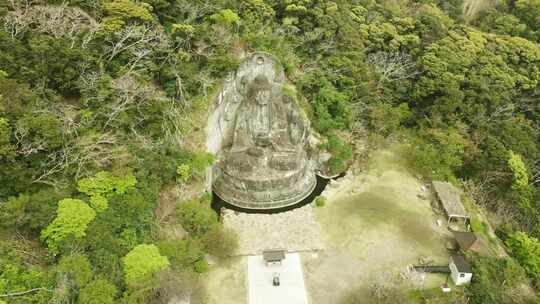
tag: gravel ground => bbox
[222,205,324,255]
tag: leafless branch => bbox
[2,0,32,38]
[3,1,98,44]
[366,51,419,84]
[0,287,53,298]
[103,74,155,129]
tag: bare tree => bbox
[531,158,540,186]
[31,4,98,47]
[366,51,419,84]
[32,132,118,186]
[0,287,53,299]
[103,74,155,128]
[3,1,98,45]
[2,0,33,38]
[486,103,516,123]
[104,24,169,61]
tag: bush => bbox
[505,231,540,280]
[41,199,96,255]
[313,83,351,133]
[321,134,353,175]
[193,259,209,273]
[122,244,170,287]
[201,228,238,258]
[157,239,205,272]
[176,195,218,237]
[78,279,117,304]
[467,256,530,304]
[315,196,326,207]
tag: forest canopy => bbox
[0,0,539,303]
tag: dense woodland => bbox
[0,0,539,303]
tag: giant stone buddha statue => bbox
[208,53,316,209]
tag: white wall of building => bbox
[449,261,472,286]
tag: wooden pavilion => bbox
[432,181,470,227]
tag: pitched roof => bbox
[433,181,469,219]
[451,255,472,273]
[452,231,489,255]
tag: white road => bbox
[248,253,308,304]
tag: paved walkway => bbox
[248,253,308,304]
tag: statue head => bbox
[248,74,272,105]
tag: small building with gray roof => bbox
[432,181,470,226]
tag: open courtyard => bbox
[303,148,450,303]
[205,148,451,304]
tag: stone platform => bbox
[222,205,324,256]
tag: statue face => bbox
[255,89,270,105]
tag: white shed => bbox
[449,255,472,286]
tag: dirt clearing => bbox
[303,148,450,303]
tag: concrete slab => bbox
[248,253,308,304]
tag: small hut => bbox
[449,255,473,286]
[452,231,489,256]
[432,181,470,227]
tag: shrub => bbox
[505,231,540,280]
[157,239,205,271]
[467,256,529,304]
[57,254,93,287]
[122,244,170,287]
[193,259,209,273]
[321,134,353,175]
[176,196,218,237]
[176,164,192,183]
[201,228,238,258]
[41,199,96,255]
[315,196,326,207]
[78,279,117,304]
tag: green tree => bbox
[368,102,412,136]
[515,0,540,30]
[77,171,137,212]
[122,244,170,287]
[312,82,350,133]
[77,171,137,197]
[15,113,63,152]
[176,195,218,237]
[157,239,205,272]
[41,199,96,254]
[101,0,155,32]
[505,231,540,280]
[321,134,353,175]
[78,279,117,304]
[210,9,241,26]
[57,254,93,287]
[507,151,533,209]
[201,228,238,259]
[176,164,192,183]
[409,128,467,181]
[467,256,529,304]
[0,117,14,160]
[0,242,54,304]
